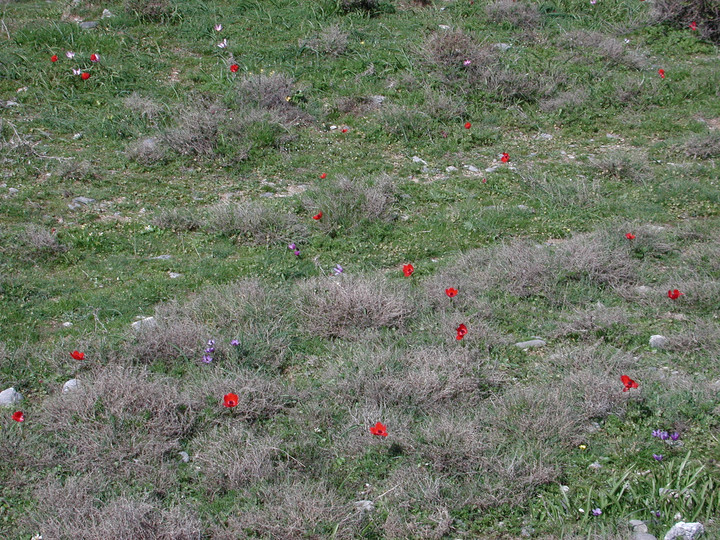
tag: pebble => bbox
[495,43,512,51]
[536,133,553,140]
[178,451,190,463]
[8,187,19,194]
[515,339,547,349]
[0,100,19,108]
[168,272,182,279]
[73,196,95,205]
[101,8,114,18]
[131,316,156,331]
[62,322,73,327]
[635,534,658,540]
[636,286,652,294]
[412,156,428,166]
[150,255,172,260]
[649,335,668,349]
[79,21,98,29]
[354,500,375,513]
[438,24,451,30]
[0,387,23,406]
[73,133,83,140]
[464,165,480,173]
[446,166,458,172]
[62,379,79,393]
[664,522,704,540]
[485,165,499,173]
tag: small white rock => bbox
[8,187,19,194]
[73,133,83,140]
[131,316,157,331]
[0,387,23,406]
[168,272,182,279]
[62,322,73,327]
[412,156,428,166]
[178,451,190,463]
[101,8,114,18]
[464,165,480,173]
[446,166,458,172]
[649,335,668,349]
[485,166,499,173]
[354,500,375,513]
[664,522,704,540]
[438,24,451,30]
[495,43,512,51]
[515,339,546,349]
[62,379,79,393]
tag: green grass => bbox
[1,0,720,537]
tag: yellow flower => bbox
[579,444,587,450]
[285,96,291,102]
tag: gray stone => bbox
[446,166,458,172]
[636,286,652,294]
[178,451,190,463]
[664,522,704,540]
[438,24,451,30]
[635,524,649,534]
[354,500,375,513]
[650,335,668,349]
[495,43,512,51]
[101,9,114,18]
[485,166,499,173]
[464,165,479,173]
[168,272,182,279]
[0,100,19,108]
[62,379,79,393]
[635,534,657,540]
[0,387,23,406]
[536,133,553,140]
[79,21,98,29]
[8,187,19,194]
[62,322,73,327]
[72,196,95,205]
[150,255,172,260]
[369,95,385,106]
[630,520,646,527]
[73,133,83,140]
[412,156,428,166]
[515,339,546,349]
[131,316,156,331]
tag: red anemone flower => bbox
[230,64,239,73]
[223,393,239,408]
[620,375,638,392]
[90,53,100,62]
[341,127,348,133]
[12,411,24,422]
[690,21,697,31]
[456,323,468,340]
[369,421,388,437]
[625,233,635,240]
[658,69,665,79]
[70,350,85,360]
[403,264,414,277]
[81,72,91,80]
[501,153,510,163]
[667,289,683,300]
[464,122,472,129]
[51,55,58,62]
[320,173,327,179]
[312,212,323,220]
[445,287,458,298]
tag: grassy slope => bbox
[1,0,720,538]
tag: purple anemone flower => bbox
[653,454,664,461]
[670,432,680,441]
[201,355,213,364]
[231,339,240,346]
[591,508,602,516]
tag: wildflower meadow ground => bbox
[1,0,720,538]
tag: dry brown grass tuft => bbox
[562,31,648,69]
[204,200,308,245]
[35,365,196,482]
[24,474,203,540]
[681,132,720,159]
[215,479,345,539]
[295,274,414,338]
[191,425,283,493]
[56,159,98,181]
[590,150,650,183]
[652,0,720,43]
[485,0,541,28]
[161,100,224,156]
[539,89,588,113]
[423,87,467,121]
[19,224,67,258]
[130,300,208,363]
[125,136,167,164]
[556,231,638,288]
[303,174,398,232]
[422,30,499,87]
[664,318,720,355]
[151,207,202,232]
[124,0,170,21]
[188,365,292,424]
[122,92,163,122]
[236,73,312,125]
[301,24,348,57]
